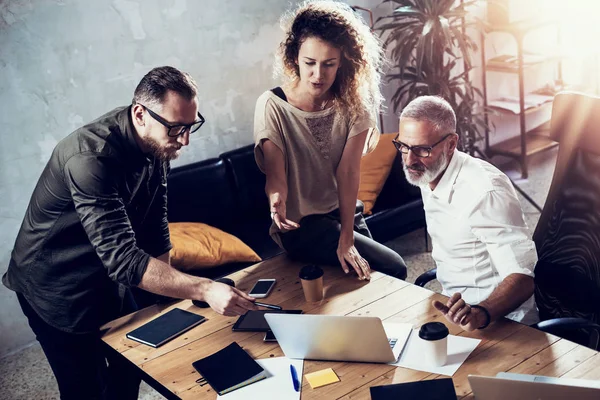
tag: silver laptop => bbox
[264,314,412,363]
[468,374,600,400]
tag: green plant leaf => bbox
[379,0,491,145]
[422,19,435,37]
[394,6,425,18]
[438,16,453,44]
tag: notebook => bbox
[193,342,266,395]
[370,378,457,399]
[126,308,206,348]
[218,357,303,400]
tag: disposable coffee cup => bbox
[418,322,449,366]
[299,265,324,302]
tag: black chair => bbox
[531,92,600,350]
[415,267,437,288]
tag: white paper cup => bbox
[418,322,449,366]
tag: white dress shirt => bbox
[421,150,539,325]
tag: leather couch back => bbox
[167,142,425,251]
[167,145,281,260]
[167,158,237,230]
[167,145,270,227]
[220,145,269,220]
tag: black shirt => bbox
[2,106,172,333]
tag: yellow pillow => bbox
[358,133,398,215]
[169,222,261,271]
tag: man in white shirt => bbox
[396,96,539,330]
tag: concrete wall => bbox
[0,0,392,358]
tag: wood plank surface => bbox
[101,255,600,399]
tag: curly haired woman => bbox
[253,0,407,280]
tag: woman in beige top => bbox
[254,0,406,280]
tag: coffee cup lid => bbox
[299,265,324,280]
[418,322,449,341]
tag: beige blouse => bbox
[253,90,377,246]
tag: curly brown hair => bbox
[275,0,385,120]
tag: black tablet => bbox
[232,310,302,332]
[126,308,206,348]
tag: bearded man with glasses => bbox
[396,95,539,333]
[3,66,257,400]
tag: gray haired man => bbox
[394,95,539,331]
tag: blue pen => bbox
[290,364,300,392]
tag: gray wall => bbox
[0,0,389,358]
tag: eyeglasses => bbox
[139,104,205,137]
[392,133,453,158]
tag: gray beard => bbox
[142,136,180,162]
[403,150,449,188]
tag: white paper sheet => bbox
[218,357,303,400]
[390,329,481,376]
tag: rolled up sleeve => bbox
[253,94,286,173]
[468,189,537,280]
[64,154,150,287]
[348,110,378,154]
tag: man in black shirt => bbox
[3,66,257,400]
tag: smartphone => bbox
[263,330,277,342]
[249,279,276,299]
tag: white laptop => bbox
[468,373,600,400]
[264,314,412,363]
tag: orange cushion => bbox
[358,133,398,215]
[169,222,261,271]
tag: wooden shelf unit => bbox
[488,97,553,116]
[486,54,564,73]
[481,19,562,178]
[488,133,558,158]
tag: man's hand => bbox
[269,192,300,232]
[336,235,371,280]
[432,293,487,332]
[203,282,258,316]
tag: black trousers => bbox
[17,293,141,400]
[280,205,407,280]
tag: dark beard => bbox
[142,136,180,161]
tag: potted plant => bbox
[376,0,489,153]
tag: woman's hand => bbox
[270,192,300,231]
[336,234,371,280]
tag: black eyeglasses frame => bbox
[138,103,205,137]
[392,133,454,158]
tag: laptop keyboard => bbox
[388,338,398,349]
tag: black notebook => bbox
[126,308,206,348]
[370,378,457,400]
[192,342,266,395]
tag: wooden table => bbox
[101,255,600,399]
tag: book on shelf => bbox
[488,93,554,114]
[487,53,553,70]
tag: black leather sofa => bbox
[167,144,426,279]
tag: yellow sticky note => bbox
[305,368,340,389]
